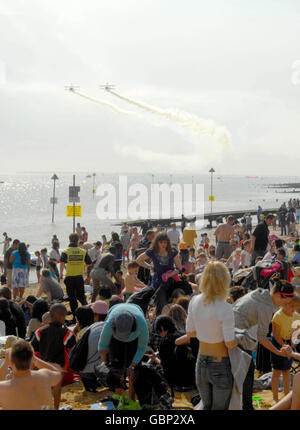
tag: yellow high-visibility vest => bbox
[63,246,86,277]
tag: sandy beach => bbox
[22,222,288,412]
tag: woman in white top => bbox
[186,261,238,410]
[49,241,60,263]
[240,240,252,268]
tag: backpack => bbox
[69,328,90,372]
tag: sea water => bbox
[0,172,298,253]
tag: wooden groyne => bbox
[114,208,279,229]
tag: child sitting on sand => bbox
[122,261,146,301]
[98,286,112,306]
[195,252,208,273]
[271,296,300,404]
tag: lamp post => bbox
[51,174,59,223]
[209,168,215,217]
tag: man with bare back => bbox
[0,339,61,410]
[214,215,235,260]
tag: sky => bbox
[1,0,300,175]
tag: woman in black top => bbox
[0,298,17,335]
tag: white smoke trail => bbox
[109,90,232,152]
[71,90,144,119]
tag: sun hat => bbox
[91,300,108,315]
[112,311,136,341]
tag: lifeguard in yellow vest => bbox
[60,233,92,323]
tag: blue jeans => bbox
[196,355,233,410]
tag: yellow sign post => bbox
[66,205,82,217]
[209,195,215,201]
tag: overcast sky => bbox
[1,0,300,175]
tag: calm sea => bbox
[0,172,298,255]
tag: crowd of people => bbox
[1,207,300,410]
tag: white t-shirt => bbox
[49,249,60,262]
[241,250,251,267]
[167,229,180,245]
[186,294,235,343]
[88,247,101,263]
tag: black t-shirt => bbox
[253,221,269,251]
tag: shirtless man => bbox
[214,215,235,260]
[0,339,61,410]
[127,227,141,260]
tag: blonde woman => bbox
[186,261,238,410]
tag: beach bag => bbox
[69,328,90,372]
